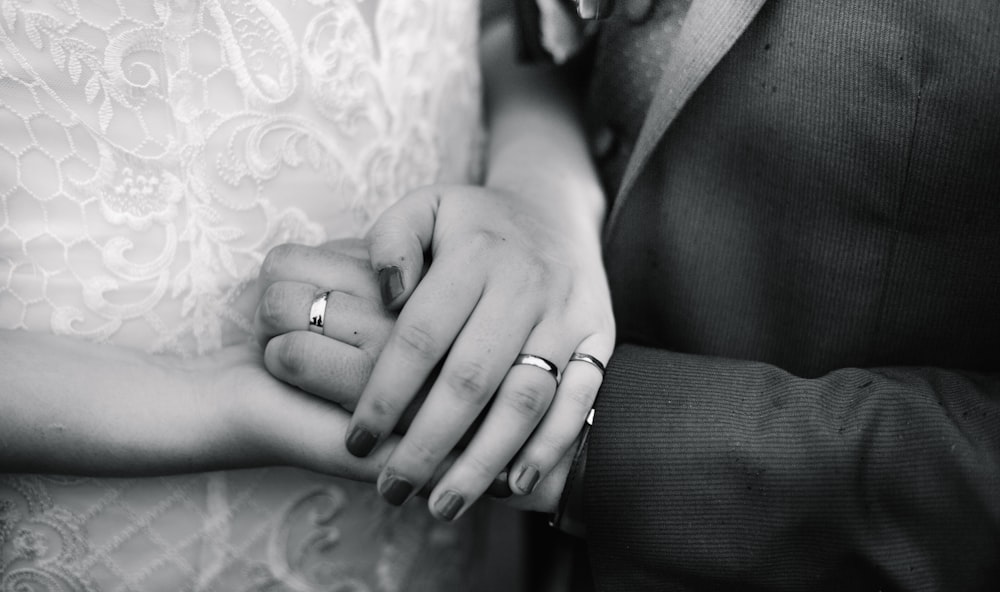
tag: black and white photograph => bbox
[0,0,997,590]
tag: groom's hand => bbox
[348,184,613,522]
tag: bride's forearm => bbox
[480,18,606,249]
[0,330,269,475]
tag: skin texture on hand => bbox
[344,183,613,522]
[253,239,395,411]
[0,328,388,481]
[251,237,577,517]
[190,342,394,482]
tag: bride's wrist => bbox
[186,347,291,471]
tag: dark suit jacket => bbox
[523,0,1000,590]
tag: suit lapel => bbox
[605,0,769,239]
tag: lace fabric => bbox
[0,0,485,589]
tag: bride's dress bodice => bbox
[0,1,484,589]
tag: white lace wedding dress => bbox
[0,1,487,590]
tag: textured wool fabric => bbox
[572,0,1000,590]
[592,349,999,591]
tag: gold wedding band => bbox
[308,290,329,334]
[512,353,561,385]
[569,352,606,377]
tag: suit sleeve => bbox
[584,345,1000,592]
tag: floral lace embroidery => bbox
[0,0,483,589]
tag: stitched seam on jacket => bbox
[867,34,926,365]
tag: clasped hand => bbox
[254,184,615,521]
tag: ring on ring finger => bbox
[308,290,330,333]
[427,352,563,518]
[568,352,605,376]
[512,353,561,385]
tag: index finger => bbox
[344,261,484,457]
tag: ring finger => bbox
[508,333,611,495]
[256,281,392,351]
[426,326,571,521]
[372,290,540,506]
[345,259,488,460]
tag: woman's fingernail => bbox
[515,465,540,494]
[379,474,414,506]
[435,490,465,521]
[486,471,512,498]
[378,266,404,304]
[346,426,378,457]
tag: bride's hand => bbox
[252,239,399,414]
[194,342,397,482]
[348,183,614,521]
[0,327,391,480]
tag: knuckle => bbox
[522,252,551,278]
[461,452,500,482]
[394,321,440,362]
[274,335,307,378]
[504,382,552,418]
[511,255,560,297]
[444,361,493,406]
[466,228,507,255]
[401,438,442,472]
[561,380,599,409]
[369,395,402,420]
[527,429,566,460]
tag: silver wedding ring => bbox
[512,353,561,385]
[569,352,606,376]
[308,290,329,333]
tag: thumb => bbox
[367,185,441,310]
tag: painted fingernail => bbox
[486,471,512,498]
[435,490,465,521]
[346,426,378,457]
[514,465,540,494]
[378,266,404,304]
[379,474,414,506]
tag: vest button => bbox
[590,125,618,161]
